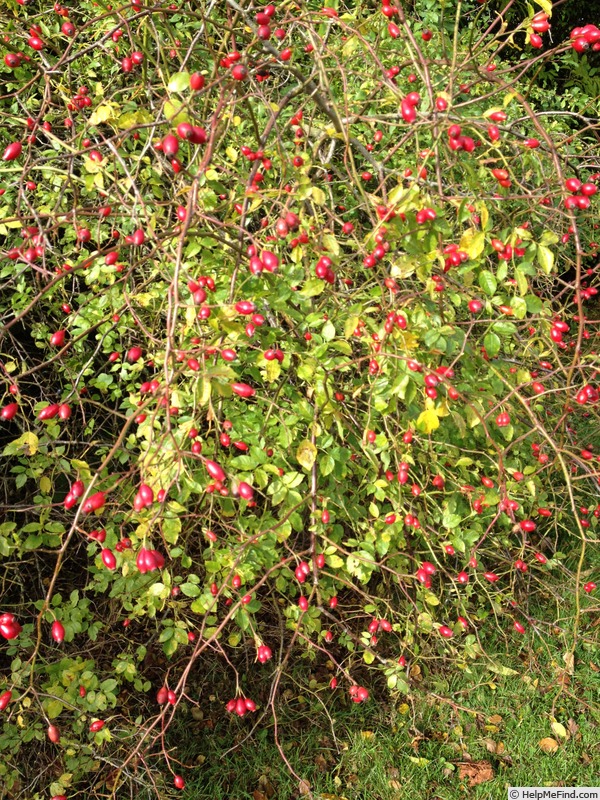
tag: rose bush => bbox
[1,0,599,796]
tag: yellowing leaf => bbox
[296,440,317,470]
[3,432,39,456]
[226,146,238,163]
[551,721,568,739]
[88,103,118,126]
[482,106,503,119]
[535,0,553,16]
[311,186,326,205]
[478,201,489,230]
[342,36,359,58]
[40,476,52,494]
[322,233,340,256]
[416,408,440,434]
[539,737,559,753]
[459,229,485,260]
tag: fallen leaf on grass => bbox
[539,737,559,753]
[458,760,494,786]
[551,721,568,740]
[484,738,505,755]
[298,779,311,796]
[568,718,579,737]
[315,754,328,772]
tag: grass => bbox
[173,631,600,800]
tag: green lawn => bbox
[175,635,600,799]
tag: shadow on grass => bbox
[172,629,600,800]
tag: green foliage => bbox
[0,0,599,797]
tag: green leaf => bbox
[168,71,191,92]
[322,321,336,341]
[299,279,325,298]
[483,332,501,357]
[180,582,201,597]
[525,294,543,314]
[511,296,527,319]
[537,245,554,274]
[478,270,497,296]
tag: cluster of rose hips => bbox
[442,243,469,273]
[67,85,93,112]
[226,696,257,716]
[528,11,551,49]
[136,547,166,574]
[400,91,420,124]
[362,223,393,269]
[548,318,570,347]
[447,124,476,153]
[133,483,154,512]
[315,255,335,283]
[575,384,599,405]
[0,613,22,640]
[257,644,272,663]
[570,24,600,53]
[156,686,178,705]
[563,176,597,211]
[247,245,280,275]
[294,553,326,583]
[348,685,369,703]
[274,211,300,239]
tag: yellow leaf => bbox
[198,379,211,405]
[551,721,568,739]
[482,106,503,119]
[478,201,489,230]
[459,229,485,260]
[416,408,440,434]
[539,737,559,753]
[89,103,118,126]
[344,315,360,339]
[7,432,39,456]
[296,440,317,470]
[535,0,553,16]
[311,187,326,205]
[226,146,238,163]
[40,476,52,494]
[342,36,359,58]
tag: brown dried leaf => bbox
[563,652,575,675]
[539,737,559,753]
[253,792,267,800]
[568,718,579,737]
[484,738,502,754]
[555,670,571,687]
[458,760,494,786]
[487,714,503,725]
[298,779,311,796]
[315,754,328,772]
